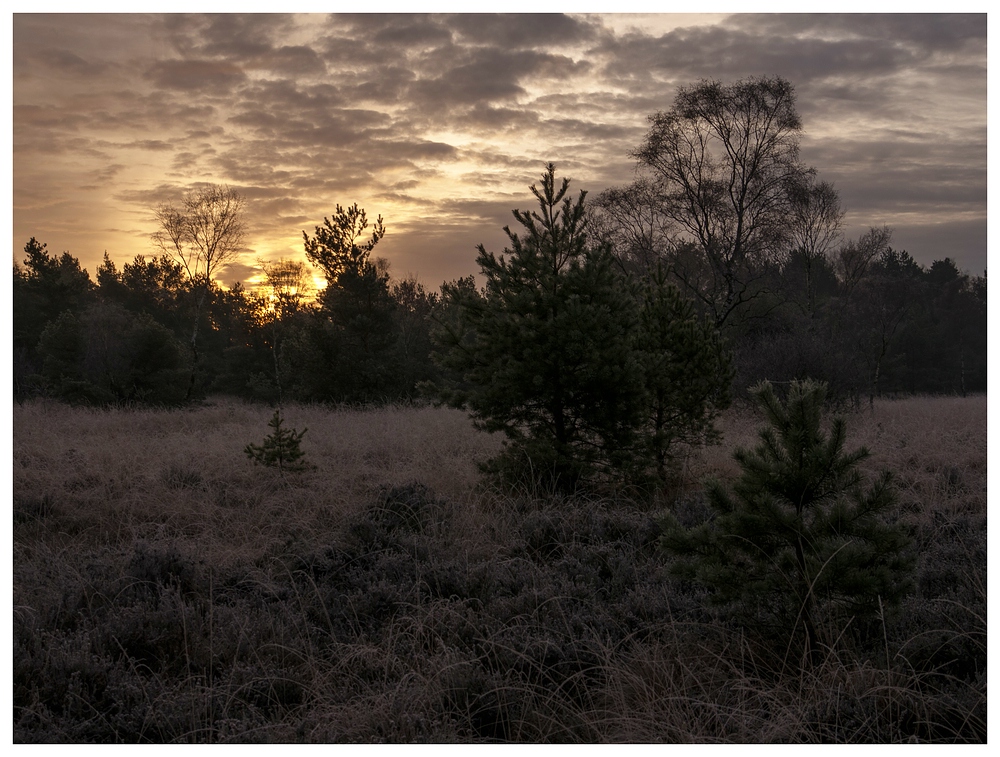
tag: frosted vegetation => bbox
[13,395,985,742]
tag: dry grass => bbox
[693,394,986,495]
[12,398,502,566]
[12,394,986,743]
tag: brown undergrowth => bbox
[12,395,986,742]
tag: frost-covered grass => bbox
[12,395,986,742]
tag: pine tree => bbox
[659,379,913,664]
[244,410,311,472]
[430,164,646,491]
[635,264,733,482]
[302,203,397,402]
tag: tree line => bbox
[590,76,986,406]
[12,210,441,408]
[13,75,986,428]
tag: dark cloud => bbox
[463,104,540,132]
[78,163,127,190]
[153,13,296,60]
[367,16,454,49]
[218,260,261,288]
[196,13,300,57]
[41,48,106,76]
[11,12,988,288]
[13,104,81,132]
[259,45,327,76]
[448,13,599,49]
[145,59,248,94]
[408,47,587,112]
[314,16,446,67]
[593,23,920,92]
[121,140,174,152]
[728,13,986,51]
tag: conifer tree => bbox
[302,203,397,402]
[659,380,913,664]
[244,410,311,472]
[431,164,646,490]
[635,264,733,481]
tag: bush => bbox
[244,410,311,472]
[659,379,915,664]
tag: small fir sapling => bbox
[659,379,914,664]
[244,410,311,472]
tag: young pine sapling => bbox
[244,410,312,473]
[659,380,913,665]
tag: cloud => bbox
[406,47,588,114]
[218,260,261,287]
[448,13,599,49]
[144,59,248,93]
[364,15,454,49]
[728,13,986,51]
[11,12,988,285]
[121,140,175,152]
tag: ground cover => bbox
[12,395,986,742]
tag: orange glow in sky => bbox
[12,12,987,291]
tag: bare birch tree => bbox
[152,184,247,397]
[787,176,845,316]
[623,76,811,331]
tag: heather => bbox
[12,394,985,743]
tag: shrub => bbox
[244,410,311,472]
[659,379,915,664]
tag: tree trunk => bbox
[186,286,208,401]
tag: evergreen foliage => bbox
[303,203,385,281]
[244,410,311,472]
[35,302,189,405]
[13,238,96,396]
[635,264,733,481]
[36,311,91,403]
[302,203,399,402]
[430,164,647,491]
[659,379,914,664]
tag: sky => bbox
[10,8,989,292]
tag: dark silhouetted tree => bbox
[635,264,733,482]
[430,164,647,491]
[835,225,893,301]
[13,238,95,398]
[660,380,913,666]
[847,247,923,408]
[301,204,397,402]
[152,184,248,398]
[96,252,188,335]
[389,275,440,398]
[303,203,385,284]
[591,177,675,277]
[786,175,845,318]
[36,301,188,405]
[629,76,811,331]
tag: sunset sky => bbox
[11,9,988,292]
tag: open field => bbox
[12,395,986,742]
